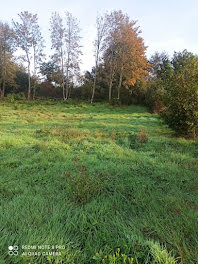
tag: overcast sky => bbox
[1,0,198,72]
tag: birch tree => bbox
[91,14,106,104]
[50,12,65,99]
[65,11,82,99]
[32,17,45,99]
[13,11,44,99]
[103,42,118,102]
[50,11,82,100]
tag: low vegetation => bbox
[0,100,197,263]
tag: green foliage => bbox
[149,242,177,264]
[147,50,198,138]
[14,69,29,94]
[93,248,134,264]
[6,93,15,103]
[163,51,198,138]
[6,92,26,102]
[145,79,166,113]
[93,242,177,264]
[110,98,121,106]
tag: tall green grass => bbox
[0,100,197,263]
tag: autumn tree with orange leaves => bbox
[103,10,149,102]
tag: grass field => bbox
[0,99,197,264]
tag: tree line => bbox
[0,10,197,137]
[0,10,149,101]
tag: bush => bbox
[6,94,15,103]
[163,52,198,138]
[7,93,26,102]
[148,50,198,138]
[145,79,166,113]
[110,98,121,106]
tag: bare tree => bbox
[13,11,44,99]
[91,14,106,104]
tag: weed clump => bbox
[36,127,85,141]
[93,242,177,264]
[128,127,148,149]
[137,127,148,144]
[93,248,133,264]
[66,165,104,204]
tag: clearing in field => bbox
[0,100,197,264]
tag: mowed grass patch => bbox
[0,100,197,264]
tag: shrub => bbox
[7,93,26,102]
[13,102,21,110]
[110,98,121,106]
[7,94,15,103]
[14,92,26,100]
[145,80,166,113]
[147,50,198,138]
[63,98,73,105]
[163,52,198,138]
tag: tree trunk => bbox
[27,61,31,100]
[108,48,115,103]
[0,80,2,98]
[91,69,97,104]
[91,51,99,104]
[28,73,31,100]
[33,47,36,100]
[1,50,6,99]
[109,80,112,102]
[65,77,69,100]
[33,82,36,100]
[118,65,123,100]
[61,50,66,100]
[68,85,72,98]
[109,63,115,103]
[0,80,5,98]
[62,81,65,100]
[65,55,70,100]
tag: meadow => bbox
[0,99,197,264]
